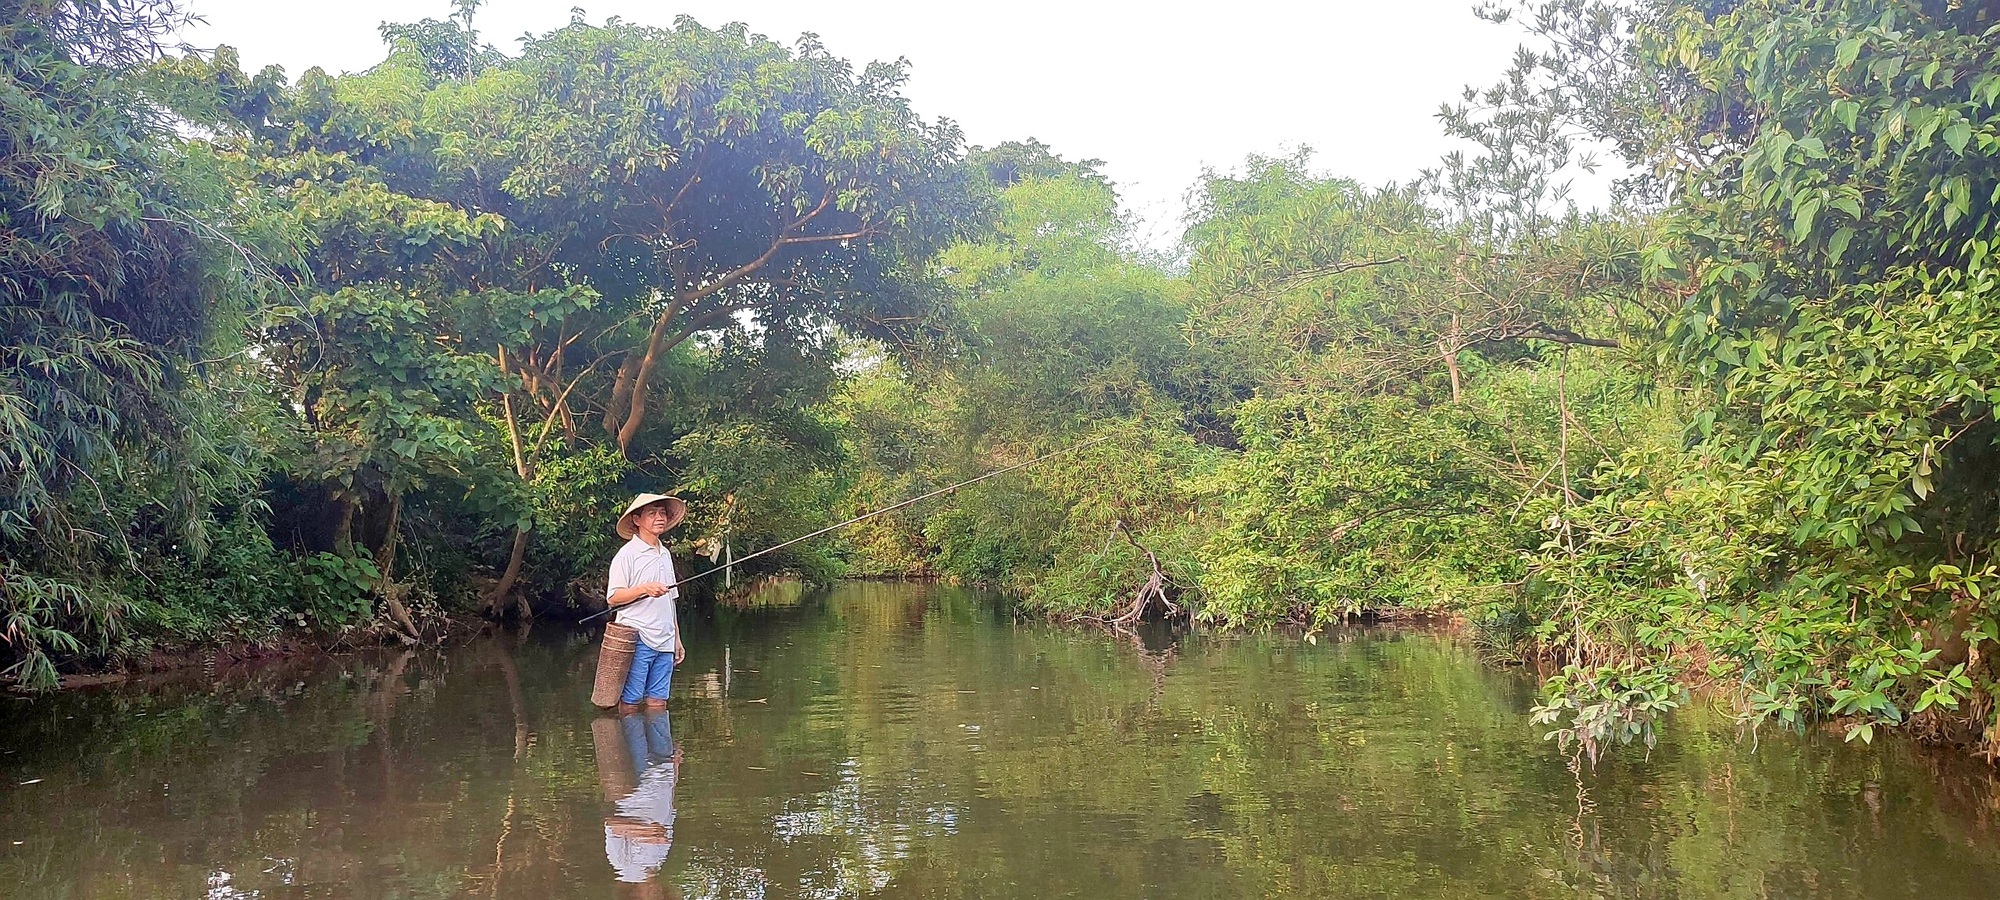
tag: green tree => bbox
[452,16,975,457]
[0,0,284,686]
[152,12,980,619]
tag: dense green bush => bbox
[1481,0,2000,758]
[1194,393,1530,624]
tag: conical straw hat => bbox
[616,493,687,539]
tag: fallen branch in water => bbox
[1109,520,1175,627]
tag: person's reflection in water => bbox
[591,710,682,899]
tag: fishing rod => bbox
[582,434,1114,623]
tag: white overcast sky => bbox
[177,1,1610,248]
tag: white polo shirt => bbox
[606,536,681,652]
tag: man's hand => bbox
[674,637,685,658]
[639,580,669,596]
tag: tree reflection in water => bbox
[2,582,1999,899]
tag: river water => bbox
[3,581,1998,899]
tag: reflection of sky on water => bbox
[204,869,255,899]
[766,757,961,896]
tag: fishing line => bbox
[582,434,1114,623]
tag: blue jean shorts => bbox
[620,642,675,704]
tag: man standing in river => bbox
[606,494,689,714]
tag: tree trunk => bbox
[1440,314,1464,403]
[376,488,421,641]
[333,494,357,555]
[376,489,402,589]
[603,353,640,438]
[615,311,678,455]
[486,357,535,620]
[482,350,540,620]
[486,527,530,619]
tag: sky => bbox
[176,1,1610,249]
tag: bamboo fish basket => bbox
[591,622,640,709]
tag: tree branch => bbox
[614,190,858,454]
[1511,323,1620,348]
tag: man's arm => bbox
[608,582,669,608]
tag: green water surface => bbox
[3,581,1998,899]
